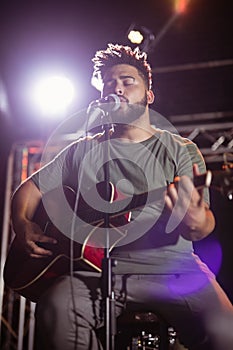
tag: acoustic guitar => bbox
[3,169,232,302]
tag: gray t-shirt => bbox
[31,129,210,274]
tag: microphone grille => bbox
[105,94,121,112]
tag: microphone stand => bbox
[87,97,120,349]
[101,111,117,350]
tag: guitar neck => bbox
[107,169,232,215]
[78,169,232,225]
[114,171,213,213]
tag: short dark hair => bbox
[92,43,153,90]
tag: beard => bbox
[110,92,148,126]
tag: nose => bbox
[115,88,123,95]
[114,82,124,95]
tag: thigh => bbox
[35,274,103,350]
[166,276,233,349]
[121,274,233,350]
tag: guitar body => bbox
[3,183,130,302]
[3,236,73,302]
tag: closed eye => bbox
[103,76,136,88]
[123,77,135,85]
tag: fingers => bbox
[24,222,57,258]
[29,240,55,258]
[165,175,194,211]
[164,167,207,234]
[165,164,206,212]
[164,164,212,238]
[28,242,53,258]
[165,183,178,210]
[193,163,200,177]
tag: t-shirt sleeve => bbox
[30,142,76,194]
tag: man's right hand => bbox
[17,219,57,258]
[11,179,57,259]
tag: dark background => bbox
[0,0,232,300]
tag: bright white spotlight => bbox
[128,30,144,44]
[34,75,74,115]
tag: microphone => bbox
[87,94,121,114]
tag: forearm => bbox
[11,179,42,235]
[11,179,57,257]
[182,205,215,241]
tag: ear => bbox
[147,90,155,104]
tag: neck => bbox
[111,123,155,142]
[111,112,156,142]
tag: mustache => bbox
[117,92,147,107]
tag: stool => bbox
[116,310,177,350]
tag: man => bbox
[9,44,232,349]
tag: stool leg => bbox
[159,321,169,350]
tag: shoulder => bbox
[152,128,198,152]
[152,128,206,169]
[62,131,104,154]
[154,128,192,144]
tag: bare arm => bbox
[11,179,57,258]
[165,164,215,241]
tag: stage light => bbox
[128,30,144,44]
[174,0,189,14]
[127,24,155,53]
[33,75,75,116]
